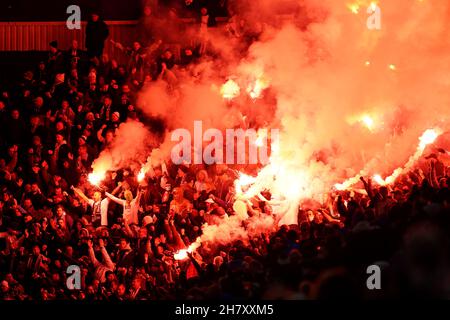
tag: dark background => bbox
[0,0,142,21]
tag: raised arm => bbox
[87,240,100,268]
[105,192,125,206]
[111,182,122,196]
[71,186,91,204]
[99,239,115,270]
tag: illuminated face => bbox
[56,207,64,216]
[119,239,128,250]
[117,284,126,295]
[56,122,64,131]
[93,191,102,202]
[197,171,206,181]
[91,14,99,22]
[11,110,19,120]
[55,134,64,143]
[105,131,114,143]
[131,278,140,290]
[133,42,141,51]
[124,190,133,203]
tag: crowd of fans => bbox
[1,1,450,301]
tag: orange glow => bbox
[220,79,240,100]
[137,167,146,182]
[174,238,201,260]
[88,171,106,186]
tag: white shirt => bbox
[88,198,110,226]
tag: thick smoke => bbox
[133,0,450,247]
[91,120,156,175]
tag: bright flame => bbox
[235,173,257,194]
[220,79,240,100]
[389,64,397,71]
[419,128,439,150]
[337,128,442,189]
[347,3,360,13]
[361,115,375,131]
[174,238,201,260]
[373,174,386,186]
[88,171,106,186]
[369,1,378,11]
[246,76,270,99]
[137,167,146,182]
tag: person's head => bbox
[93,191,102,202]
[314,211,323,224]
[184,48,193,56]
[91,13,99,22]
[117,283,126,296]
[196,170,207,182]
[106,271,115,283]
[119,238,129,250]
[143,5,152,16]
[131,277,141,290]
[32,245,41,256]
[71,39,78,49]
[23,198,33,209]
[65,245,73,257]
[124,190,133,203]
[105,130,115,144]
[31,183,40,193]
[56,205,65,217]
[61,100,69,110]
[85,112,95,122]
[11,109,19,120]
[139,227,148,239]
[133,42,141,51]
[56,121,65,132]
[34,96,44,108]
[1,281,9,293]
[55,133,64,144]
[163,50,173,60]
[213,255,224,268]
[172,187,184,201]
[200,7,208,16]
[104,96,112,106]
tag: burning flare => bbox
[137,167,146,183]
[220,79,240,100]
[174,238,201,260]
[337,128,442,189]
[88,171,106,186]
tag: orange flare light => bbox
[220,79,240,100]
[88,171,106,186]
[174,239,201,260]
